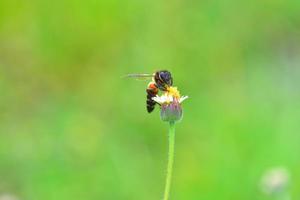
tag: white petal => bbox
[179,96,188,103]
[166,95,173,102]
[152,95,164,104]
[152,94,175,104]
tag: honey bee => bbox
[125,70,173,113]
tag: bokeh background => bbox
[1,0,300,200]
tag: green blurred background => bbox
[0,0,300,199]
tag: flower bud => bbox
[160,100,183,123]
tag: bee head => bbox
[159,70,173,87]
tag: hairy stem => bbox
[163,121,176,200]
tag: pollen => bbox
[166,86,181,99]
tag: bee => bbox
[125,70,173,113]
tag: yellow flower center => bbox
[166,86,181,99]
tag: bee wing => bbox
[122,73,154,81]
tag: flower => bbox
[152,86,188,123]
[260,167,290,196]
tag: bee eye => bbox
[160,72,169,80]
[159,71,172,85]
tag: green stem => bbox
[163,121,176,200]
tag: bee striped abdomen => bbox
[146,82,159,113]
